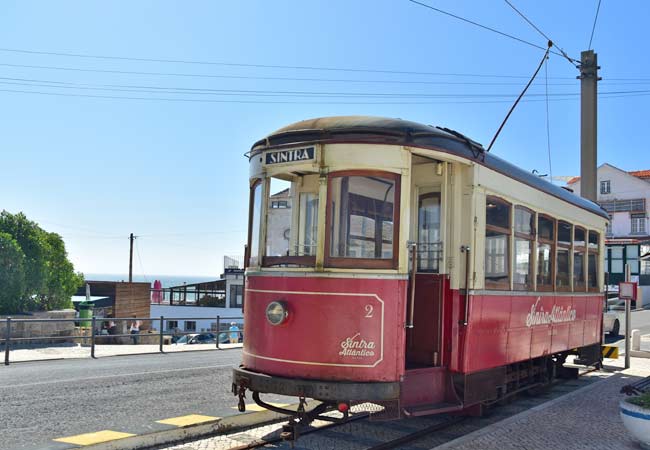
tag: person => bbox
[229,322,240,344]
[129,315,142,344]
[107,320,117,344]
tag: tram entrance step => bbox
[403,401,463,417]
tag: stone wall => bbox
[0,309,77,342]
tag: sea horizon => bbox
[84,273,219,288]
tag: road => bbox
[0,349,288,450]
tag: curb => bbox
[48,401,313,450]
[430,373,614,450]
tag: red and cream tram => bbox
[232,116,608,424]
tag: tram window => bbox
[537,215,555,290]
[485,196,511,289]
[556,221,571,291]
[263,175,319,267]
[326,172,399,268]
[266,177,292,258]
[574,227,586,291]
[417,193,442,273]
[247,181,262,267]
[298,193,319,256]
[588,231,600,290]
[514,206,534,290]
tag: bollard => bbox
[4,317,11,366]
[91,316,96,358]
[632,329,641,352]
[159,316,164,353]
[216,316,220,349]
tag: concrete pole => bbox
[579,50,599,202]
[129,233,134,283]
[625,263,632,369]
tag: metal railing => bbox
[0,315,243,366]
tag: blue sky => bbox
[1,0,648,277]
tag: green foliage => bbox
[0,232,26,315]
[627,392,650,409]
[0,211,84,313]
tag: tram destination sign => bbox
[265,146,315,165]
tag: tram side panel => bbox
[457,293,604,374]
[243,274,407,382]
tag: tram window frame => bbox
[536,214,555,291]
[262,176,317,268]
[484,196,511,290]
[246,179,263,268]
[573,226,586,291]
[324,170,400,270]
[556,221,572,292]
[513,205,535,291]
[587,231,600,291]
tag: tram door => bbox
[406,191,445,368]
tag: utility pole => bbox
[129,233,134,283]
[579,50,600,202]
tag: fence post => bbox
[159,316,164,353]
[4,317,11,366]
[216,316,220,349]
[91,316,96,359]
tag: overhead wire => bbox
[406,0,579,62]
[134,239,148,282]
[504,0,580,67]
[588,0,602,50]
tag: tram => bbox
[232,116,608,428]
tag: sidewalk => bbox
[435,357,650,450]
[4,342,242,363]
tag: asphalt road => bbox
[605,309,650,348]
[0,349,285,450]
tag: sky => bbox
[1,0,648,278]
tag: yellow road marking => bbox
[53,430,135,446]
[233,402,289,412]
[156,414,219,427]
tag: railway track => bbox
[155,367,608,450]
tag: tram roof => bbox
[251,116,608,219]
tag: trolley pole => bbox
[625,264,632,369]
[579,50,599,202]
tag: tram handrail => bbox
[406,242,417,329]
[461,245,471,325]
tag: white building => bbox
[568,163,650,286]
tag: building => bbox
[568,163,650,290]
[149,256,245,332]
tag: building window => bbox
[513,206,534,290]
[574,227,586,291]
[167,320,178,331]
[609,246,624,274]
[230,284,243,308]
[627,245,640,274]
[631,214,647,235]
[184,321,196,332]
[537,215,555,291]
[484,196,511,290]
[641,244,650,275]
[600,180,611,194]
[556,221,572,291]
[606,216,613,236]
[600,198,645,213]
[588,231,600,291]
[271,200,288,209]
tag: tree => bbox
[0,232,26,315]
[0,211,84,312]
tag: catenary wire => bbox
[588,0,602,49]
[407,0,579,62]
[134,239,148,282]
[0,76,647,98]
[0,62,579,83]
[504,0,579,67]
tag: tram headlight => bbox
[266,301,288,326]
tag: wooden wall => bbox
[114,282,151,330]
